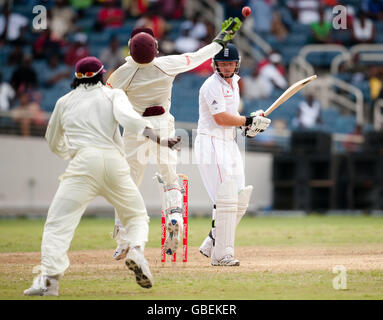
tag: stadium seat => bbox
[334,115,356,134]
[321,108,340,133]
[280,45,301,64]
[88,32,111,46]
[41,87,69,112]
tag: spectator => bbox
[96,0,125,31]
[351,10,376,44]
[0,4,28,45]
[10,54,38,92]
[257,52,288,93]
[362,0,383,20]
[100,36,125,70]
[180,14,208,41]
[64,32,90,66]
[343,124,363,153]
[70,0,93,18]
[158,35,175,55]
[0,72,15,112]
[203,21,216,43]
[7,44,24,66]
[310,7,332,44]
[340,53,367,87]
[33,28,65,61]
[122,0,149,17]
[50,0,78,40]
[296,94,322,129]
[190,59,214,76]
[158,0,185,19]
[322,0,338,5]
[174,27,201,54]
[41,54,71,89]
[223,0,249,19]
[287,0,320,25]
[134,4,169,39]
[271,10,289,41]
[250,0,273,36]
[11,91,46,136]
[242,66,273,100]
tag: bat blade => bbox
[264,75,317,117]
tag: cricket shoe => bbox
[211,255,240,267]
[24,274,59,296]
[113,243,129,261]
[164,212,183,256]
[125,247,153,289]
[199,235,214,258]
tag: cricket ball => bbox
[242,6,252,18]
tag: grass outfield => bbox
[0,215,382,300]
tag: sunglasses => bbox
[75,65,104,79]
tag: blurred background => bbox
[1,0,383,217]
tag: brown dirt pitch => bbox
[2,244,382,275]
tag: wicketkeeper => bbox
[24,57,179,296]
[106,17,243,259]
[194,44,271,266]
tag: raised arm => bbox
[160,17,243,76]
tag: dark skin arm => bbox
[143,127,181,151]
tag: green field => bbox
[0,215,382,300]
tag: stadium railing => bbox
[331,44,383,74]
[291,44,366,125]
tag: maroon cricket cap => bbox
[129,28,157,64]
[75,56,106,78]
[130,27,155,39]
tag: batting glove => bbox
[242,110,271,138]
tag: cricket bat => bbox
[264,75,317,117]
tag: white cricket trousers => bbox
[194,134,245,204]
[41,147,149,277]
[124,113,178,186]
[114,113,179,231]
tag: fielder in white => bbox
[24,57,179,296]
[194,44,271,266]
[106,17,243,259]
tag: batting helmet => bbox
[129,28,158,64]
[213,43,241,79]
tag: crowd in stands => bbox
[0,0,383,150]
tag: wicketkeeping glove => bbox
[213,17,243,48]
[241,110,271,138]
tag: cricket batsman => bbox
[24,57,180,296]
[194,44,271,266]
[106,17,243,259]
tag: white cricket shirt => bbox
[106,42,222,116]
[197,72,241,140]
[45,82,150,159]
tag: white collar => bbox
[214,72,240,87]
[77,82,103,90]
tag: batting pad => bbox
[237,185,253,227]
[213,180,238,261]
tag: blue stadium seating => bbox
[1,1,379,139]
[305,51,343,67]
[171,73,208,122]
[41,86,70,112]
[321,108,340,133]
[334,114,357,134]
